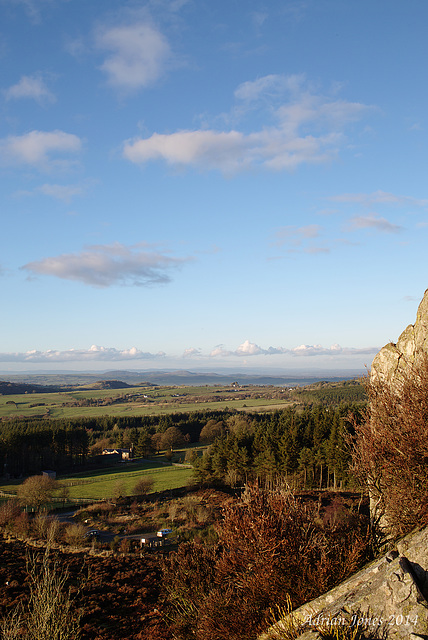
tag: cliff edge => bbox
[371,288,428,383]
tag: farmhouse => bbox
[102,448,133,461]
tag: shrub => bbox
[133,476,154,497]
[0,499,22,530]
[13,511,30,537]
[33,513,56,541]
[351,357,428,537]
[162,484,371,640]
[119,537,131,554]
[110,536,121,552]
[64,523,87,547]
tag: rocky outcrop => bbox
[261,291,428,639]
[261,526,428,640]
[371,288,428,383]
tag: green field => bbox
[0,460,194,501]
[61,461,194,499]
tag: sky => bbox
[1,0,428,374]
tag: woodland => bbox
[0,403,362,490]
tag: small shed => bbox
[42,470,56,480]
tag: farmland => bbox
[0,458,195,501]
[0,382,296,420]
[0,379,365,500]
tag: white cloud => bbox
[124,127,339,173]
[4,74,55,104]
[0,345,165,363]
[236,340,265,356]
[123,75,373,173]
[0,340,378,364]
[124,129,251,171]
[0,130,82,171]
[209,340,378,358]
[21,242,190,287]
[95,22,171,90]
[348,214,403,234]
[183,347,202,357]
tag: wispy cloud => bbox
[403,295,419,302]
[273,224,329,254]
[36,183,86,202]
[329,190,428,208]
[0,130,82,171]
[16,182,88,203]
[1,0,60,22]
[347,214,403,234]
[234,73,294,103]
[208,339,378,358]
[275,224,321,245]
[4,73,55,104]
[0,345,165,363]
[123,74,374,174]
[95,22,171,91]
[21,242,191,287]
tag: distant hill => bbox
[0,380,63,395]
[76,380,134,390]
[0,369,361,389]
[0,378,138,395]
[101,369,360,387]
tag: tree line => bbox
[194,404,364,489]
[0,404,363,485]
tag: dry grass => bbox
[0,534,82,640]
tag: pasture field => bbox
[0,383,293,419]
[0,459,195,500]
[60,461,194,499]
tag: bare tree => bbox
[133,475,154,497]
[17,475,57,512]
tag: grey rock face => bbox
[261,527,428,640]
[371,288,428,383]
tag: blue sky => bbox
[1,0,427,373]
